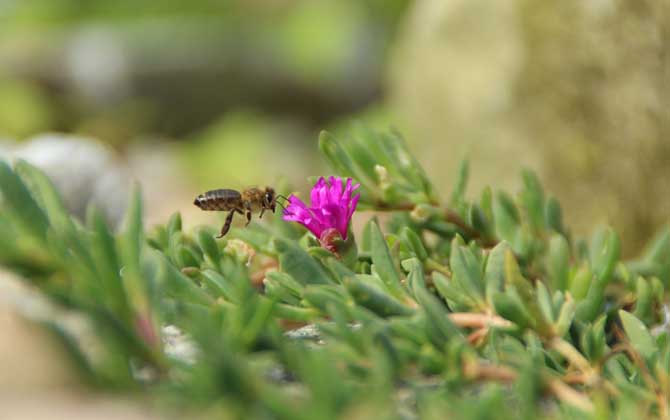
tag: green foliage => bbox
[1,128,670,418]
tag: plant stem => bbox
[546,378,594,413]
[425,258,451,277]
[444,208,499,247]
[449,313,514,329]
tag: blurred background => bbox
[1,0,668,252]
[0,0,409,233]
[0,0,668,417]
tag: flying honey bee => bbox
[193,187,287,238]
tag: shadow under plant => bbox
[0,128,669,419]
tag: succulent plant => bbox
[1,128,669,419]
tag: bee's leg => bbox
[259,208,265,219]
[216,211,236,238]
[244,202,252,226]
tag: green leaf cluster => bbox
[1,129,669,419]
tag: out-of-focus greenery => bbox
[1,129,670,418]
[0,0,410,195]
[0,78,53,138]
[179,111,318,188]
[0,0,409,141]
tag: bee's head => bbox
[264,187,276,212]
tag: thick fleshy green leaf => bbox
[554,296,575,337]
[88,206,129,317]
[633,276,652,322]
[161,257,213,306]
[492,291,534,329]
[432,271,478,311]
[197,228,222,269]
[199,269,236,302]
[619,310,657,361]
[569,263,593,301]
[449,160,469,210]
[302,286,347,313]
[493,191,520,244]
[400,227,428,261]
[274,238,332,285]
[469,204,492,240]
[520,169,545,232]
[414,285,461,349]
[404,258,425,293]
[340,133,379,185]
[344,277,414,317]
[120,185,143,269]
[545,196,565,234]
[167,212,182,237]
[369,220,406,298]
[272,303,319,322]
[360,217,377,254]
[266,270,304,297]
[479,186,494,222]
[450,238,485,307]
[547,234,570,291]
[14,160,70,230]
[504,250,533,303]
[590,228,620,286]
[0,160,49,240]
[643,227,670,263]
[318,130,357,179]
[484,241,509,305]
[536,281,554,324]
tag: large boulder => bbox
[390,0,669,253]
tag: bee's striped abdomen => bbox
[193,189,241,211]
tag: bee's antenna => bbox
[274,194,292,213]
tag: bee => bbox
[193,187,286,238]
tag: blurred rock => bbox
[284,324,321,341]
[0,270,163,419]
[1,134,130,227]
[390,0,536,192]
[391,0,670,253]
[0,393,161,420]
[162,325,198,364]
[65,28,131,106]
[0,270,82,392]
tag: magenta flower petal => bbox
[347,192,360,221]
[310,177,327,209]
[283,176,360,241]
[283,195,324,237]
[328,176,343,205]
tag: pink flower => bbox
[283,177,360,243]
